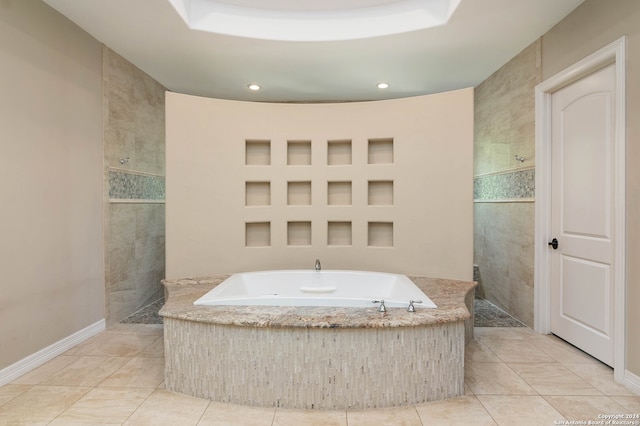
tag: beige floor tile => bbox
[478,395,565,425]
[48,387,153,424]
[589,376,639,396]
[465,340,502,363]
[51,422,122,426]
[11,355,80,385]
[99,357,165,388]
[51,422,121,426]
[42,356,129,387]
[481,339,555,363]
[139,335,165,357]
[0,385,91,424]
[347,406,421,426]
[563,363,637,396]
[123,389,210,426]
[563,361,614,377]
[474,327,537,341]
[67,332,159,357]
[3,326,633,425]
[106,323,164,336]
[531,335,600,363]
[545,395,628,422]
[416,395,496,425]
[508,362,602,396]
[0,384,31,406]
[63,333,104,355]
[197,401,275,425]
[465,362,537,395]
[611,395,640,412]
[272,408,347,426]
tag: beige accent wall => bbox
[540,0,640,380]
[473,41,541,326]
[0,1,104,369]
[103,48,166,325]
[166,91,473,280]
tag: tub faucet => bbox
[407,300,423,312]
[315,259,321,271]
[372,300,386,313]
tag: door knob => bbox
[548,238,559,249]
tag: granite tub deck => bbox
[160,275,476,410]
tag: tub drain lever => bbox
[372,300,386,312]
[407,300,423,312]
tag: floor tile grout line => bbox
[539,394,572,422]
[504,360,607,398]
[121,386,159,426]
[269,405,277,426]
[42,382,94,426]
[194,399,212,426]
[412,403,425,426]
[472,393,501,425]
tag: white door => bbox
[549,63,616,366]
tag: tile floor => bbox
[0,325,638,425]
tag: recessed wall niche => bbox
[245,222,271,247]
[328,221,352,246]
[167,90,474,279]
[368,181,393,206]
[288,181,312,206]
[327,140,352,165]
[368,222,393,247]
[245,181,270,206]
[368,138,394,164]
[327,181,352,206]
[287,221,312,246]
[245,140,271,165]
[287,140,312,165]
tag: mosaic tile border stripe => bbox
[474,168,534,201]
[109,170,165,201]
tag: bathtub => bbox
[162,275,476,409]
[193,269,437,309]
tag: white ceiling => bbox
[43,0,584,102]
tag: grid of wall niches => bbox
[244,138,394,248]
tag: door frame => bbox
[534,36,626,382]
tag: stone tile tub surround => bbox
[160,275,475,410]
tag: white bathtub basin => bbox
[193,270,437,309]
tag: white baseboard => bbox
[625,370,640,395]
[0,319,105,387]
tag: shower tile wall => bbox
[473,40,541,326]
[103,47,166,325]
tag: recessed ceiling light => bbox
[248,84,261,91]
[377,83,389,89]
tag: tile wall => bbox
[473,40,541,326]
[103,47,166,325]
[164,318,465,409]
